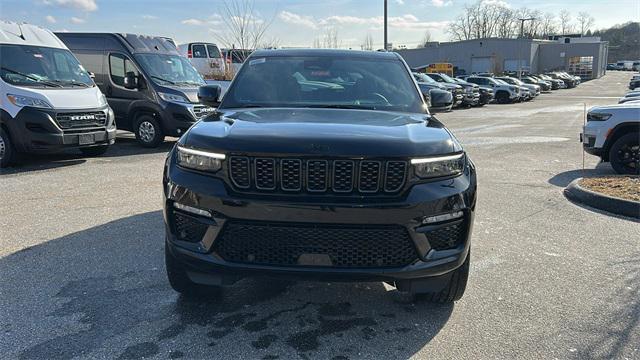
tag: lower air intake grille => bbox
[214,221,418,268]
[172,211,209,243]
[425,221,465,251]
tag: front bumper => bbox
[159,102,215,137]
[5,106,116,153]
[163,157,477,285]
[462,92,480,105]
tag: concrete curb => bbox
[564,178,640,219]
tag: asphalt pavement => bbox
[0,71,638,359]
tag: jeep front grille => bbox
[228,156,407,194]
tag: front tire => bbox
[165,244,220,297]
[0,128,16,168]
[79,145,109,157]
[134,115,164,148]
[415,251,470,303]
[609,132,640,175]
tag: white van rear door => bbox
[189,43,209,77]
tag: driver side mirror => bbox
[198,84,222,107]
[123,71,138,90]
[88,71,95,79]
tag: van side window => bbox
[191,44,206,58]
[206,44,221,58]
[109,53,138,87]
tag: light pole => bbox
[517,17,535,78]
[384,0,388,51]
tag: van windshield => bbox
[0,44,93,88]
[135,53,205,87]
[220,56,425,113]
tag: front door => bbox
[105,52,144,131]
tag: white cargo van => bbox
[177,42,225,79]
[0,21,115,167]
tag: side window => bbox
[191,44,206,58]
[109,53,138,87]
[206,44,221,58]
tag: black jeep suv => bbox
[163,49,477,303]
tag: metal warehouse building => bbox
[397,36,609,79]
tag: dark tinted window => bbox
[109,53,138,87]
[191,44,206,58]
[220,55,425,113]
[206,44,221,58]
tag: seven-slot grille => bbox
[56,111,107,129]
[228,156,407,194]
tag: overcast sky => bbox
[1,0,638,49]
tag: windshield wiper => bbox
[1,67,62,87]
[53,80,90,87]
[150,75,176,85]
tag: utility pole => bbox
[517,17,535,78]
[384,0,388,51]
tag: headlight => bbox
[411,153,465,179]
[176,145,224,172]
[6,94,52,109]
[98,92,108,107]
[587,113,612,122]
[158,92,190,104]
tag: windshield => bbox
[414,73,437,84]
[437,73,457,83]
[220,56,425,113]
[135,53,204,87]
[0,44,93,88]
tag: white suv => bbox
[464,76,519,103]
[581,103,640,174]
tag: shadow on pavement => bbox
[0,135,175,175]
[548,162,614,187]
[1,211,453,359]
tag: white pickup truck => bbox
[581,102,639,174]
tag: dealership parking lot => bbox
[0,71,638,359]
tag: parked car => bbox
[521,76,551,92]
[535,74,564,89]
[163,49,477,302]
[0,21,115,167]
[413,73,454,112]
[619,95,640,104]
[581,102,639,175]
[496,76,540,99]
[177,42,225,79]
[633,62,640,72]
[477,86,495,105]
[222,48,252,76]
[426,73,477,107]
[464,76,519,103]
[607,63,617,70]
[451,78,481,107]
[629,77,640,90]
[56,32,217,147]
[546,72,577,88]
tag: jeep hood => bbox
[184,108,460,157]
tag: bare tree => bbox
[321,27,340,48]
[214,0,274,62]
[417,30,433,47]
[361,33,374,50]
[539,12,558,37]
[576,11,595,35]
[558,9,574,35]
[259,36,280,49]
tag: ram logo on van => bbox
[70,114,97,121]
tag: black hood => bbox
[183,108,460,158]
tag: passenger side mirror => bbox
[198,84,222,107]
[123,71,138,90]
